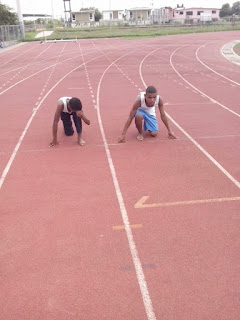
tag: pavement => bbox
[221,39,240,65]
[34,31,54,39]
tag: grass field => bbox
[233,42,240,56]
[24,23,240,41]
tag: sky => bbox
[1,0,236,18]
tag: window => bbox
[186,11,193,15]
[180,11,183,15]
[72,13,75,20]
[212,10,216,14]
[89,13,93,19]
[130,11,133,18]
[197,11,204,15]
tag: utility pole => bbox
[51,0,55,30]
[16,0,25,38]
[63,0,72,26]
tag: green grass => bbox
[23,23,240,42]
[23,31,38,41]
[233,42,240,56]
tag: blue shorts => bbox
[135,109,158,132]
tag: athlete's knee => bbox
[135,114,143,124]
[64,125,74,136]
[149,131,157,137]
[135,114,143,120]
[65,130,74,136]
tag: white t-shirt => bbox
[59,97,72,113]
[137,92,159,116]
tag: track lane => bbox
[1,33,240,320]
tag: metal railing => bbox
[0,25,22,48]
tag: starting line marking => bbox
[113,224,142,230]
[134,196,240,209]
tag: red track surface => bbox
[1,31,240,320]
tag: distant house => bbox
[152,7,173,23]
[125,7,152,24]
[71,9,95,27]
[102,9,125,20]
[100,9,125,26]
[172,7,220,23]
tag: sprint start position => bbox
[118,86,176,142]
[50,97,90,147]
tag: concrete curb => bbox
[221,40,240,66]
[0,42,27,54]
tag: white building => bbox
[102,10,125,20]
[100,9,125,26]
[172,7,220,23]
[125,7,152,25]
[71,10,95,27]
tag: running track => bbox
[1,31,240,320]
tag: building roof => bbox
[23,14,51,17]
[102,9,124,12]
[72,10,95,13]
[127,7,152,11]
[175,7,219,10]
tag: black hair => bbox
[69,97,82,111]
[146,86,157,94]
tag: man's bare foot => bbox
[137,134,144,141]
[78,138,86,146]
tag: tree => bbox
[0,3,18,25]
[232,1,240,15]
[94,9,102,22]
[220,3,231,17]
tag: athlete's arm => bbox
[118,98,141,143]
[49,101,63,147]
[158,97,176,139]
[76,110,90,125]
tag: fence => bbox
[0,25,22,48]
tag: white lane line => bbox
[221,40,240,66]
[0,43,39,68]
[0,54,104,190]
[96,50,156,320]
[139,48,240,190]
[196,43,240,86]
[0,54,88,96]
[170,46,240,118]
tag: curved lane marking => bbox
[196,42,240,86]
[139,48,240,190]
[0,54,104,189]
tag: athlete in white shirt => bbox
[49,97,90,147]
[118,86,176,142]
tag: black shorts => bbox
[61,112,82,136]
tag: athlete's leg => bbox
[61,112,74,136]
[72,113,85,145]
[149,131,157,137]
[143,114,158,137]
[135,114,144,141]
